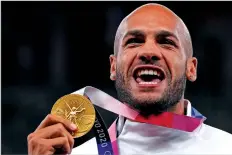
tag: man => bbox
[27,3,232,155]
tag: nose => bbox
[139,55,160,63]
[137,41,162,63]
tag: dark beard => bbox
[115,69,186,117]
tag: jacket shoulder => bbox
[198,123,232,152]
[200,123,232,139]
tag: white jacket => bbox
[71,87,232,154]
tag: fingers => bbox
[28,114,77,155]
[35,114,77,132]
[48,137,71,154]
[28,135,56,155]
[35,123,75,149]
[28,126,74,155]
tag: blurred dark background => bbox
[2,1,232,154]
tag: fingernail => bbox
[70,123,77,130]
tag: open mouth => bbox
[133,66,165,85]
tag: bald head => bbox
[114,3,193,58]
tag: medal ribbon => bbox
[73,86,206,155]
[92,107,114,155]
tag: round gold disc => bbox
[51,94,96,138]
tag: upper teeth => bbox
[137,69,160,76]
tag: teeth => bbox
[140,71,144,75]
[153,70,158,76]
[145,70,149,74]
[138,71,141,76]
[141,70,145,75]
[138,69,160,76]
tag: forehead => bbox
[123,5,180,36]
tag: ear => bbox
[186,57,198,82]
[109,55,116,81]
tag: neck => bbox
[135,97,186,117]
[127,99,186,122]
[167,99,185,115]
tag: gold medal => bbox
[51,94,96,138]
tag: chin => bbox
[131,92,163,104]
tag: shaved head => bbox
[114,3,193,58]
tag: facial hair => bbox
[115,65,186,116]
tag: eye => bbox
[125,38,144,46]
[157,37,178,48]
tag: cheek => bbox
[173,59,186,76]
[163,51,186,80]
[118,50,137,76]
